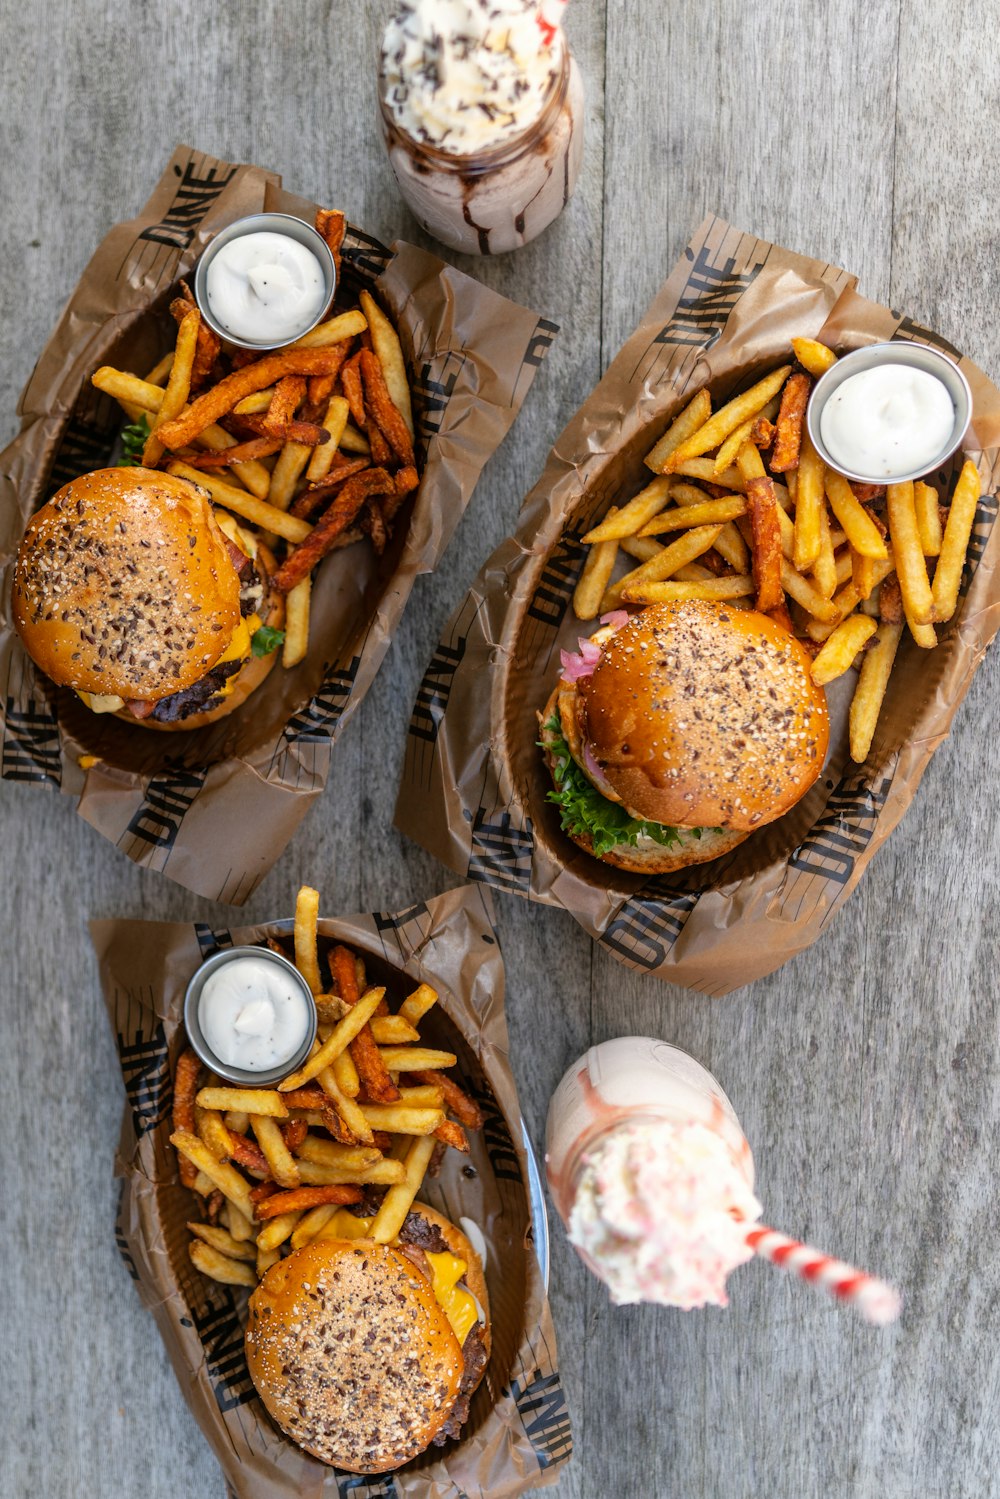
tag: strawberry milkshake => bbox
[545,1037,762,1309]
[378,0,585,255]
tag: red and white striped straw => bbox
[746,1225,902,1326]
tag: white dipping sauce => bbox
[205,231,326,343]
[820,363,955,479]
[199,956,311,1071]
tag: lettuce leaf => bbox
[539,715,694,857]
[117,413,151,466]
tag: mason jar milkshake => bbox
[546,1038,763,1309]
[378,0,585,255]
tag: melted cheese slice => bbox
[320,1212,479,1343]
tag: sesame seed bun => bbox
[246,1236,467,1473]
[13,467,241,702]
[578,602,829,832]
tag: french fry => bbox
[712,414,759,476]
[173,1049,201,1189]
[849,622,903,761]
[332,946,400,1104]
[192,425,273,498]
[287,309,368,350]
[305,395,350,483]
[810,614,878,686]
[359,1104,446,1136]
[196,1107,234,1162]
[370,1134,438,1244]
[388,1084,445,1108]
[791,429,824,572]
[196,1087,288,1117]
[290,1202,340,1250]
[257,1245,281,1276]
[791,337,837,377]
[638,496,746,535]
[879,574,903,625]
[617,534,663,564]
[714,521,751,573]
[187,1220,258,1263]
[644,389,712,473]
[317,1065,372,1143]
[825,470,889,559]
[332,1050,361,1099]
[360,290,414,439]
[378,1046,457,1072]
[296,1138,384,1169]
[886,480,934,625]
[297,1159,406,1187]
[251,1115,300,1188]
[222,1199,255,1243]
[279,987,385,1091]
[144,308,200,465]
[931,459,980,623]
[170,1130,254,1222]
[780,560,841,622]
[369,1016,421,1045]
[146,351,174,385]
[189,1239,258,1288]
[609,525,724,605]
[398,984,439,1026]
[852,548,876,601]
[670,457,746,491]
[166,463,312,543]
[256,1211,304,1252]
[621,575,755,604]
[273,469,395,593]
[914,479,943,557]
[359,348,414,465]
[904,603,938,649]
[156,346,354,448]
[573,529,619,620]
[407,1070,484,1128]
[294,885,322,995]
[664,367,792,471]
[339,422,371,455]
[282,577,311,669]
[745,475,784,612]
[582,478,672,542]
[812,503,838,598]
[434,1120,470,1154]
[268,440,313,511]
[769,373,811,472]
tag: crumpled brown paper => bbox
[394,219,1000,995]
[90,883,571,1498]
[0,145,556,903]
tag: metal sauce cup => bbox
[193,212,336,352]
[806,341,972,486]
[183,945,317,1087]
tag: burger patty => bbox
[432,1324,490,1444]
[149,657,242,723]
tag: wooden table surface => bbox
[2,3,998,1496]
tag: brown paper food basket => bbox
[90,883,570,1499]
[0,146,556,904]
[394,218,1000,996]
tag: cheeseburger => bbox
[539,600,829,873]
[12,466,284,728]
[246,1204,490,1473]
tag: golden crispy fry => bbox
[166,463,312,542]
[791,337,837,377]
[189,1239,258,1288]
[644,389,712,473]
[282,577,311,670]
[793,430,826,571]
[669,457,746,491]
[360,290,415,439]
[288,308,368,350]
[811,504,838,599]
[852,548,876,601]
[780,560,841,622]
[714,521,751,573]
[267,440,312,511]
[931,459,980,623]
[825,471,889,559]
[295,1138,383,1169]
[290,1202,340,1250]
[849,622,903,762]
[369,1016,421,1045]
[222,1199,255,1243]
[621,575,755,605]
[713,414,758,476]
[196,1087,288,1117]
[370,1135,439,1244]
[294,885,322,994]
[146,351,174,385]
[257,1245,281,1276]
[144,308,200,465]
[377,1046,457,1072]
[583,478,672,543]
[279,987,385,1092]
[616,535,663,566]
[317,1065,372,1143]
[664,366,792,471]
[170,1130,254,1221]
[359,1104,446,1136]
[801,555,897,641]
[305,395,351,484]
[339,422,371,455]
[251,1115,300,1188]
[638,496,746,535]
[914,479,943,557]
[608,524,724,606]
[397,986,438,1030]
[196,1106,234,1162]
[256,1211,304,1252]
[187,1220,257,1263]
[331,1050,361,1099]
[389,1084,445,1108]
[886,480,935,625]
[810,614,879,686]
[297,1158,406,1187]
[157,347,352,448]
[770,373,811,472]
[573,528,619,620]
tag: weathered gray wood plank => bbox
[1,0,999,1496]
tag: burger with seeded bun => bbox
[539,600,830,873]
[12,466,284,728]
[245,1205,491,1473]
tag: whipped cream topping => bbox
[567,1120,763,1309]
[380,0,563,154]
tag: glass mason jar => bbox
[378,35,585,256]
[545,1037,755,1242]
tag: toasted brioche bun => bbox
[135,543,285,731]
[539,685,751,873]
[246,1236,466,1473]
[13,467,240,700]
[578,602,828,831]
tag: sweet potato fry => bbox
[363,501,388,554]
[171,284,221,389]
[234,413,328,446]
[359,349,415,466]
[407,1069,484,1129]
[340,352,366,428]
[254,1184,363,1221]
[249,1182,280,1205]
[181,438,283,467]
[155,346,354,449]
[879,574,903,625]
[273,469,395,592]
[173,1049,201,1188]
[751,416,775,448]
[381,464,421,526]
[744,475,784,612]
[770,372,811,472]
[850,482,887,505]
[332,946,400,1105]
[228,1133,271,1178]
[434,1119,470,1153]
[263,375,307,438]
[289,458,371,519]
[315,208,346,274]
[366,418,392,466]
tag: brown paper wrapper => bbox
[395,218,1000,995]
[91,884,571,1498]
[1,146,556,903]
